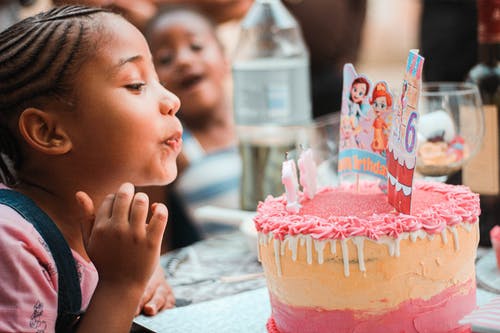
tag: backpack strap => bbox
[0,189,83,332]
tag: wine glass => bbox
[287,112,340,187]
[416,82,484,182]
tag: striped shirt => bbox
[174,130,241,236]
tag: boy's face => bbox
[60,15,183,187]
[149,12,228,118]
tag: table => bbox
[135,232,269,332]
[134,232,498,333]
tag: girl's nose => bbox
[159,86,181,116]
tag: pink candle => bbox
[298,148,317,199]
[282,159,301,213]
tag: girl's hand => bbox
[136,263,175,316]
[76,183,168,290]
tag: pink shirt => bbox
[0,203,98,332]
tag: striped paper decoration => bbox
[459,296,500,332]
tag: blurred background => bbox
[12,0,421,90]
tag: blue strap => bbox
[0,189,82,332]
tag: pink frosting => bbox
[254,181,480,241]
[268,279,476,333]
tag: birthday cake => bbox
[255,181,480,333]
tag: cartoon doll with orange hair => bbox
[370,82,393,154]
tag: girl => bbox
[145,7,241,237]
[0,5,180,332]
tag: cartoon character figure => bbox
[347,76,370,147]
[340,114,356,148]
[370,82,393,153]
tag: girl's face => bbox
[149,12,228,118]
[373,96,388,116]
[61,15,182,187]
[351,82,367,104]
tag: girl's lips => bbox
[163,131,182,153]
[164,134,183,153]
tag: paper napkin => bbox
[459,296,500,333]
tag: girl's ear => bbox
[18,107,72,155]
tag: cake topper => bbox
[386,49,425,214]
[338,64,394,189]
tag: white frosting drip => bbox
[274,237,282,276]
[462,222,473,232]
[289,236,299,261]
[280,236,288,256]
[377,236,396,256]
[330,240,337,255]
[306,235,313,265]
[340,239,350,277]
[315,240,327,264]
[449,226,459,251]
[395,234,409,257]
[260,222,474,278]
[352,237,366,272]
[441,229,448,245]
[409,230,427,242]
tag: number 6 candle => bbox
[298,148,317,199]
[282,158,301,213]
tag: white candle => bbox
[298,148,317,199]
[282,158,301,213]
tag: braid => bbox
[0,5,110,186]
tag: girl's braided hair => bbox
[0,5,109,186]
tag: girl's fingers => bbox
[95,193,115,222]
[111,183,135,222]
[129,192,149,232]
[147,203,168,245]
[75,191,95,246]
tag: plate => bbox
[476,250,500,294]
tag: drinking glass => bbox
[416,82,484,182]
[288,112,340,187]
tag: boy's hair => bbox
[0,5,109,186]
[144,4,218,44]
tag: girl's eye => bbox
[125,83,146,92]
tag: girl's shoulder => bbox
[0,199,98,332]
[0,201,56,263]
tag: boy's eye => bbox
[125,83,146,91]
[158,55,173,65]
[191,42,203,52]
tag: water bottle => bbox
[232,0,312,211]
